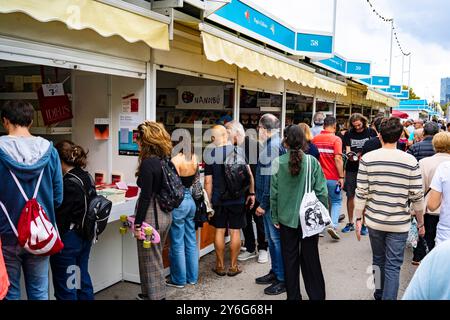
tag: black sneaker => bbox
[165,278,185,289]
[255,271,277,285]
[136,293,149,300]
[264,280,286,295]
[339,214,345,222]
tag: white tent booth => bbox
[0,1,171,297]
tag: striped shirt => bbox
[354,148,424,233]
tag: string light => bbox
[365,0,411,56]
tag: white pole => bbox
[281,82,287,136]
[389,19,394,80]
[234,66,240,122]
[408,54,412,90]
[401,54,405,87]
[332,0,338,50]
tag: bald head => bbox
[211,125,228,146]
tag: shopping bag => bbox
[406,218,419,249]
[299,155,331,238]
[0,239,10,300]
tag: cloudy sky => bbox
[251,0,450,102]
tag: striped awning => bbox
[0,0,170,50]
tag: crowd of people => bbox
[0,99,450,301]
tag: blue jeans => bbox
[326,180,343,229]
[263,210,284,282]
[169,190,199,285]
[368,228,408,300]
[1,242,49,300]
[50,230,94,300]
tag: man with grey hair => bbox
[407,122,440,162]
[311,112,325,137]
[254,114,287,295]
[225,120,246,146]
[225,121,269,264]
[414,119,424,130]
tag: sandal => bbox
[212,267,226,276]
[227,266,242,277]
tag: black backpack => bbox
[67,172,113,242]
[220,146,251,200]
[156,157,185,213]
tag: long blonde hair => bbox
[298,122,313,142]
[136,121,172,176]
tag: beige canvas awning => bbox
[314,75,347,96]
[0,0,170,50]
[366,88,399,107]
[201,32,316,89]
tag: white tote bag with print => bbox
[299,155,332,238]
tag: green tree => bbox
[402,86,420,100]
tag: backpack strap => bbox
[66,172,88,219]
[0,201,19,237]
[9,169,45,201]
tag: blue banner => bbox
[382,85,402,94]
[296,33,333,54]
[318,55,346,74]
[210,0,333,56]
[317,55,371,77]
[371,76,390,87]
[346,61,371,76]
[360,78,372,85]
[394,91,410,100]
[211,0,295,50]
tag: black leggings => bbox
[279,223,326,300]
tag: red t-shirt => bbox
[312,130,342,181]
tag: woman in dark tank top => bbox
[167,130,200,288]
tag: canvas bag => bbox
[0,170,64,256]
[299,155,331,238]
[0,239,9,300]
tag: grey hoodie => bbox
[0,135,51,165]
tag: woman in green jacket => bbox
[270,125,329,300]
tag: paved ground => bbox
[95,219,417,300]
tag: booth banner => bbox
[177,86,224,109]
[37,85,73,125]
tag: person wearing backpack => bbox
[166,130,201,288]
[134,121,173,300]
[0,100,63,300]
[50,141,95,300]
[204,125,256,277]
[270,125,329,300]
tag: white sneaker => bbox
[238,251,257,261]
[327,227,341,240]
[240,246,247,252]
[257,250,269,264]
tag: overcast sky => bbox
[251,0,450,102]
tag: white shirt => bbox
[430,161,450,245]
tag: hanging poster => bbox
[94,118,110,140]
[37,84,73,125]
[122,93,139,113]
[177,86,224,109]
[118,113,143,156]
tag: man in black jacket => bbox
[407,122,440,161]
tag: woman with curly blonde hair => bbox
[133,121,173,300]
